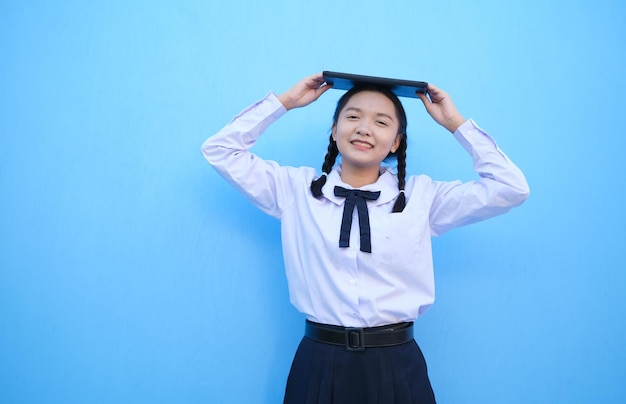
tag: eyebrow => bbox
[344,107,395,121]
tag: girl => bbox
[202,72,529,403]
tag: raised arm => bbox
[415,84,530,235]
[202,73,331,218]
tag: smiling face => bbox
[332,90,402,182]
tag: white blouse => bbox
[202,92,529,327]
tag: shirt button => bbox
[349,278,357,285]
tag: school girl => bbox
[202,72,529,403]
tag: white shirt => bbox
[202,93,529,327]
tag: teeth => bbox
[352,141,372,148]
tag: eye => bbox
[377,120,388,126]
[346,115,359,120]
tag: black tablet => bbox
[323,71,428,98]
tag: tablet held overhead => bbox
[323,71,428,99]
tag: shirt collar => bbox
[323,165,399,206]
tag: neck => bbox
[340,165,381,188]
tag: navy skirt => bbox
[284,336,436,403]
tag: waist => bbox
[304,320,414,351]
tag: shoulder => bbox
[403,173,447,205]
[405,173,434,191]
[280,165,320,187]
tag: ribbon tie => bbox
[334,186,381,253]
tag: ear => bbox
[331,124,337,141]
[391,133,403,153]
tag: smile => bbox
[351,140,373,149]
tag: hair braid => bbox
[310,135,339,197]
[392,136,407,212]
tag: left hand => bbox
[418,84,466,133]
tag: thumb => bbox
[417,92,430,106]
[417,92,434,114]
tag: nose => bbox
[355,120,371,136]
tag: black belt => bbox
[305,320,414,351]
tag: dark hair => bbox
[310,84,408,212]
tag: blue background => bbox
[1,1,625,403]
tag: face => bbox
[332,90,402,173]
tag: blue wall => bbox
[1,1,625,403]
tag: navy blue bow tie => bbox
[334,186,381,253]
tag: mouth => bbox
[351,140,373,150]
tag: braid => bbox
[310,135,339,197]
[321,135,339,173]
[392,136,407,212]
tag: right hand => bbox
[278,73,332,110]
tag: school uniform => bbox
[202,93,529,403]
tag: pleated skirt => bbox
[284,336,436,404]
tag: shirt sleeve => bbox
[429,119,530,236]
[201,92,296,219]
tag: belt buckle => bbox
[345,327,365,351]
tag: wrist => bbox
[277,93,293,110]
[445,116,466,133]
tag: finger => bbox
[313,83,332,99]
[427,83,440,92]
[319,82,333,93]
[307,72,326,88]
[425,86,441,101]
[426,84,449,103]
[417,92,431,109]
